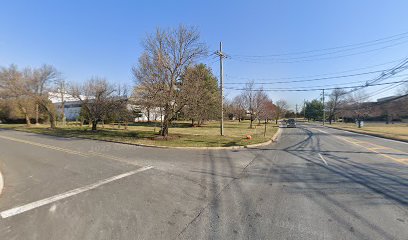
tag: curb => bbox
[246,127,282,148]
[0,167,3,197]
[10,126,282,150]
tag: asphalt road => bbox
[0,123,407,240]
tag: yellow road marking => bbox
[0,134,138,166]
[0,135,88,157]
[334,136,408,165]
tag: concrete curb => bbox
[0,167,3,197]
[10,126,282,150]
[246,127,282,149]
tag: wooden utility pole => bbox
[295,104,298,118]
[322,89,325,126]
[216,42,225,136]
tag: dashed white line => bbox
[318,153,328,166]
[0,165,153,219]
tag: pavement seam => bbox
[174,132,281,239]
[0,165,154,219]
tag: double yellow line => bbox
[0,134,138,166]
[313,128,408,165]
[335,136,408,165]
[0,135,88,157]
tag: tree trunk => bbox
[161,111,170,137]
[35,104,39,125]
[147,109,150,122]
[25,113,31,127]
[49,113,56,129]
[191,119,194,127]
[19,106,31,127]
[250,113,253,128]
[92,120,97,131]
[264,119,267,137]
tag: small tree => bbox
[242,81,256,128]
[71,77,117,131]
[231,95,246,121]
[133,25,207,137]
[326,88,346,124]
[180,64,220,126]
[304,99,323,121]
[274,100,288,124]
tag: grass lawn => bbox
[328,122,408,142]
[0,121,279,147]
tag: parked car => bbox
[287,118,296,128]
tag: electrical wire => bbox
[229,40,408,63]
[224,79,408,92]
[230,31,408,58]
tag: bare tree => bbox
[0,65,33,125]
[71,77,117,131]
[133,25,207,137]
[231,95,246,121]
[242,81,256,128]
[54,78,68,126]
[253,88,269,125]
[326,88,347,124]
[344,90,370,127]
[274,100,288,124]
[29,65,59,126]
[132,85,157,122]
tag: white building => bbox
[49,92,162,122]
[49,92,82,121]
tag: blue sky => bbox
[1,0,408,110]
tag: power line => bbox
[346,57,408,94]
[227,74,408,89]
[229,40,408,63]
[230,31,408,58]
[224,57,408,86]
[225,69,388,85]
[224,79,408,92]
[225,58,403,82]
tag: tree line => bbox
[1,24,302,136]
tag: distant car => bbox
[287,118,296,128]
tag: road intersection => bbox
[0,123,407,239]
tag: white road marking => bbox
[312,128,329,134]
[318,153,328,166]
[0,166,153,219]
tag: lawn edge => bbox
[2,126,281,150]
[324,124,408,144]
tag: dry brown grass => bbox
[0,121,278,147]
[328,122,408,142]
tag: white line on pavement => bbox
[0,165,153,219]
[318,153,328,166]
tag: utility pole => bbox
[216,42,225,136]
[322,89,325,126]
[303,100,306,119]
[295,104,298,118]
